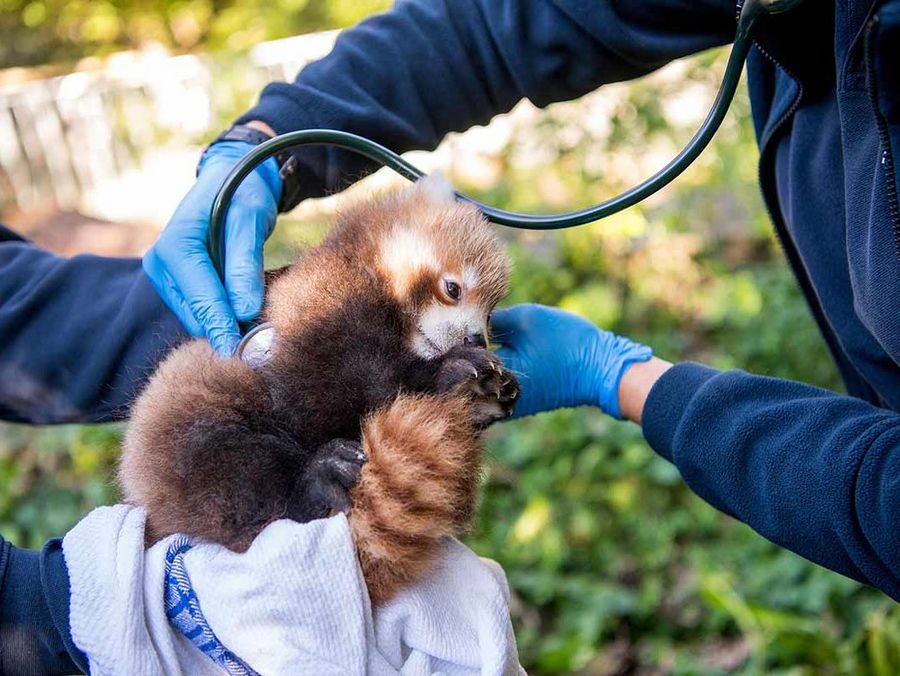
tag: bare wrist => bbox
[617,357,673,424]
[245,120,276,138]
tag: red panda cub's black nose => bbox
[464,331,487,348]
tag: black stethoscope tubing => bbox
[209,0,802,283]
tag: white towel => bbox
[62,505,524,676]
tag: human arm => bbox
[0,226,186,424]
[494,303,900,601]
[151,0,737,350]
[238,0,738,206]
[0,536,87,675]
[641,362,900,600]
[617,357,674,423]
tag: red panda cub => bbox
[119,175,518,604]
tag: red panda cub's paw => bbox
[349,393,482,605]
[289,439,368,521]
[435,345,519,427]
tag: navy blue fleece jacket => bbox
[2,0,900,672]
[0,225,183,672]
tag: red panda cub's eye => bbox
[444,279,461,302]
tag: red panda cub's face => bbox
[373,175,510,359]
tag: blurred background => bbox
[1,2,898,674]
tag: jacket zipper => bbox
[755,43,804,150]
[863,12,900,259]
[752,41,802,257]
[750,40,874,396]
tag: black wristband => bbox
[200,124,300,213]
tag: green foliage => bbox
[0,424,121,548]
[463,221,865,672]
[0,16,896,675]
[0,0,391,69]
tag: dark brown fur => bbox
[120,180,516,604]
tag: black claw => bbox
[434,345,520,425]
[329,459,362,489]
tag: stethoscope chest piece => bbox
[237,322,277,368]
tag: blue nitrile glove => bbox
[143,141,282,356]
[492,304,652,419]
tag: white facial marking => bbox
[379,227,439,297]
[412,301,488,358]
[463,267,479,290]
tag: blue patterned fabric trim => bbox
[164,536,260,676]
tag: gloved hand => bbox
[143,141,282,356]
[492,303,652,419]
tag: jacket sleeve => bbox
[643,362,900,600]
[0,536,87,675]
[236,0,737,206]
[0,226,186,424]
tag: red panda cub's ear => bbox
[414,172,457,204]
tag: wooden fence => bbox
[0,32,337,214]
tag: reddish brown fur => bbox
[120,178,516,602]
[122,341,278,549]
[351,394,481,604]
